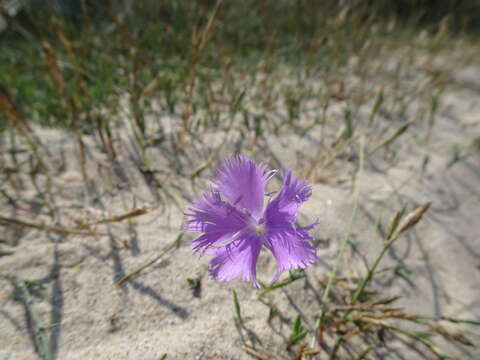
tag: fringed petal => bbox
[264,171,312,226]
[184,191,250,253]
[212,155,274,220]
[265,224,318,283]
[209,234,262,288]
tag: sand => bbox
[1,63,479,359]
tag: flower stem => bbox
[311,136,365,348]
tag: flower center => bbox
[255,222,266,235]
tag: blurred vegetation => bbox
[0,0,479,134]
[1,2,479,359]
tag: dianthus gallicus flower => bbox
[184,155,318,288]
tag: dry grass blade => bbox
[0,87,53,162]
[242,344,288,360]
[117,233,183,285]
[369,121,412,155]
[190,151,217,179]
[191,0,224,64]
[49,18,88,94]
[388,202,431,243]
[359,318,451,358]
[184,0,224,126]
[139,73,163,102]
[79,206,155,226]
[0,87,30,133]
[292,345,319,360]
[42,42,72,116]
[425,323,474,347]
[329,296,402,314]
[0,216,105,236]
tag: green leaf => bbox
[286,315,308,345]
[260,269,305,295]
[232,290,252,324]
[394,265,413,279]
[343,107,355,140]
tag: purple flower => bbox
[184,155,318,288]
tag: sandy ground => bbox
[1,64,479,359]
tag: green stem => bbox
[15,278,53,360]
[350,243,389,305]
[117,233,182,285]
